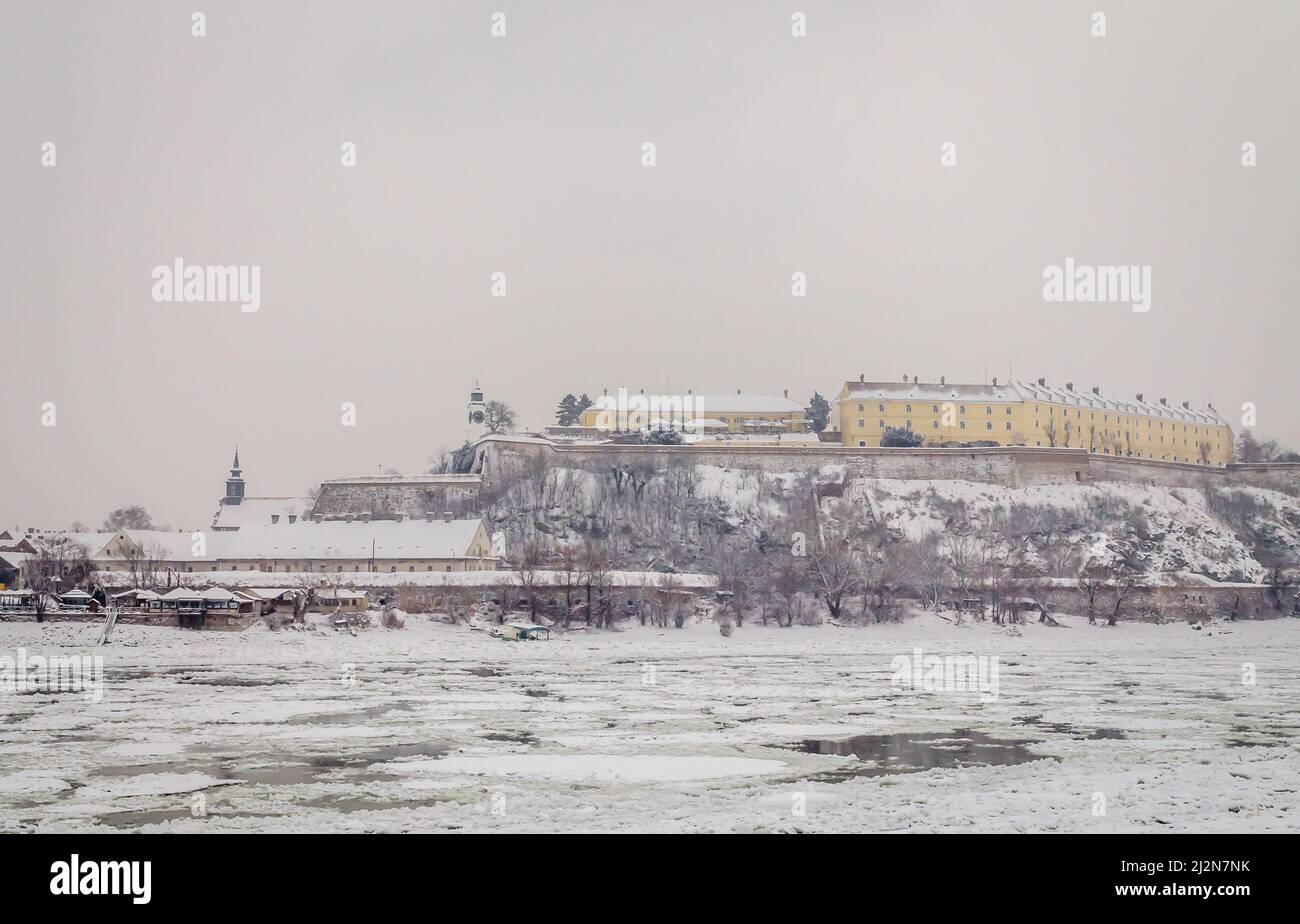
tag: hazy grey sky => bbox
[2,1,1297,529]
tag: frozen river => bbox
[1,613,1297,832]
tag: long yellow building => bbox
[832,376,1234,466]
[579,389,806,433]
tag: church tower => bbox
[224,447,246,506]
[466,382,487,442]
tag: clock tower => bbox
[466,382,487,441]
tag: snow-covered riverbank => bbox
[2,614,1296,832]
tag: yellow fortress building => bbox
[579,388,807,434]
[832,375,1234,466]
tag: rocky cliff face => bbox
[481,458,1300,585]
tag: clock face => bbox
[471,410,485,424]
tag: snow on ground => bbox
[1,614,1297,832]
[847,478,1299,581]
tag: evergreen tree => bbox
[806,392,831,432]
[555,393,595,427]
[881,426,924,448]
[555,394,580,426]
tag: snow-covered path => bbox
[1,615,1296,832]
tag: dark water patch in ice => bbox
[284,702,416,726]
[463,666,504,677]
[783,729,1049,781]
[298,795,448,814]
[1015,715,1128,740]
[95,808,278,829]
[178,675,288,687]
[483,731,538,745]
[92,740,451,788]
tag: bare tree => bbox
[911,532,950,610]
[515,537,546,623]
[482,400,517,435]
[123,541,166,589]
[808,524,862,620]
[103,505,152,530]
[1077,557,1110,624]
[22,537,97,623]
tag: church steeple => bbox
[225,446,245,505]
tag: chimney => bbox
[940,375,946,386]
[1160,398,1167,406]
[992,376,999,387]
[1182,401,1190,409]
[1037,377,1046,387]
[687,388,692,395]
[902,373,907,382]
[602,387,608,396]
[442,511,454,522]
[859,373,865,383]
[1091,386,1100,395]
[736,388,741,395]
[1136,392,1143,403]
[912,376,918,385]
[271,515,280,524]
[1066,382,1074,391]
[425,511,434,522]
[783,388,788,398]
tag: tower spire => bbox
[225,446,246,505]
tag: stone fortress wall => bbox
[473,437,1300,497]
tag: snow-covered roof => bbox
[320,589,368,600]
[159,587,202,601]
[318,474,481,487]
[246,587,299,600]
[33,531,116,557]
[93,568,720,591]
[217,517,488,561]
[838,379,1229,427]
[589,392,805,414]
[199,587,237,601]
[212,496,309,530]
[121,529,214,561]
[840,379,1029,406]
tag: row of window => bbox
[852,402,1220,435]
[854,436,1223,465]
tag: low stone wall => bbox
[312,481,480,519]
[1031,583,1283,622]
[475,437,1300,496]
[1227,463,1300,496]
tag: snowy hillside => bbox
[486,461,1300,585]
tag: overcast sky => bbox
[2,1,1297,530]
